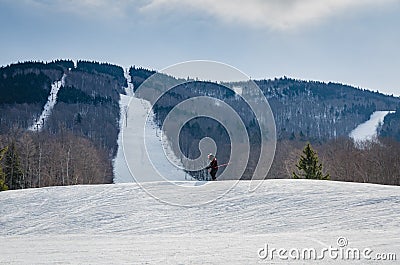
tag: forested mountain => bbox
[255,78,399,140]
[130,68,399,141]
[0,61,125,190]
[380,104,400,141]
[46,60,125,156]
[1,62,399,190]
[0,61,67,129]
[129,67,400,183]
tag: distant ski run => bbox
[350,110,395,142]
[28,74,66,132]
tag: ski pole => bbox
[217,163,231,168]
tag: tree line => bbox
[0,129,113,191]
[273,137,400,186]
[380,104,400,141]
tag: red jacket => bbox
[206,158,218,171]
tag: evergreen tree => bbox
[4,143,24,190]
[0,146,8,191]
[293,143,330,180]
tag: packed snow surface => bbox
[1,180,399,264]
[350,111,395,142]
[113,94,133,183]
[113,70,189,183]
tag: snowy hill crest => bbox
[1,180,399,264]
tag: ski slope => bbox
[113,70,189,183]
[113,94,133,183]
[350,110,395,142]
[28,74,66,131]
[123,68,134,97]
[0,180,399,264]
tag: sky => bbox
[0,0,399,96]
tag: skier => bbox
[206,153,218,181]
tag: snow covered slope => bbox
[28,74,66,131]
[123,68,134,97]
[113,70,189,183]
[350,111,395,142]
[114,96,189,183]
[1,180,399,264]
[113,94,133,183]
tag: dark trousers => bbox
[210,169,217,180]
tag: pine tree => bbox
[0,146,8,191]
[4,143,24,190]
[293,143,330,180]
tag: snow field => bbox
[1,180,399,264]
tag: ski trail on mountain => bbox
[113,69,189,183]
[350,110,395,142]
[123,68,134,97]
[28,74,66,131]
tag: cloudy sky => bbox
[1,0,399,95]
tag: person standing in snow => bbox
[206,153,218,181]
